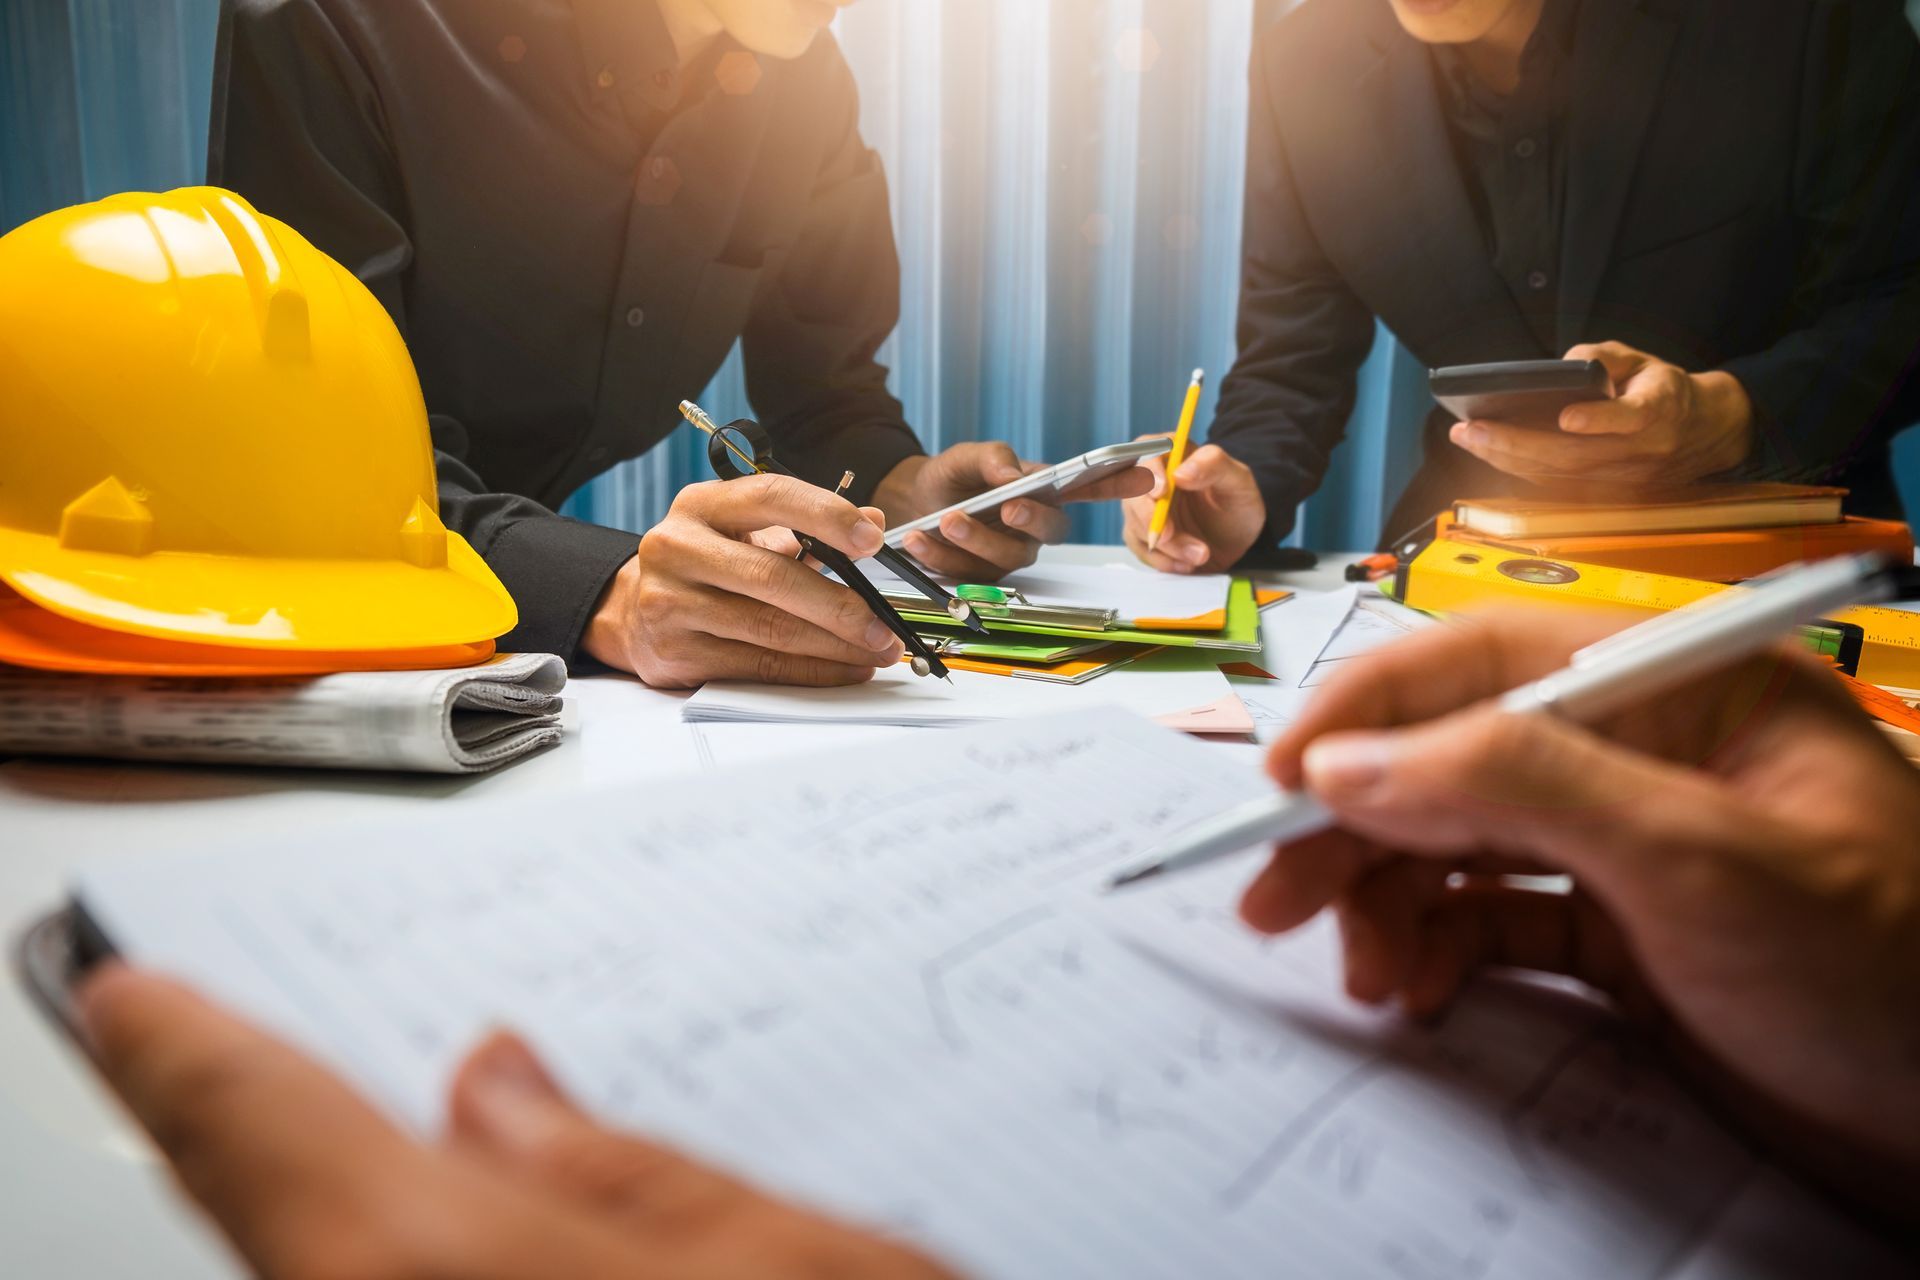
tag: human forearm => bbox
[870,455,930,525]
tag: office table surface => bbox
[3,543,1903,1276]
[0,547,1348,1277]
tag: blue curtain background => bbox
[7,0,1918,549]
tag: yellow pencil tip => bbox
[1190,367,1204,382]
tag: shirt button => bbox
[595,68,616,90]
[1514,137,1538,159]
[1527,269,1550,290]
[652,68,676,92]
[588,445,611,465]
[625,306,645,328]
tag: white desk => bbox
[0,547,1349,1277]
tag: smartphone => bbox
[1428,359,1613,430]
[883,438,1172,547]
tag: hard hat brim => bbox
[0,530,519,651]
[0,586,497,675]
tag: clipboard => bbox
[886,580,1285,653]
[881,586,1115,632]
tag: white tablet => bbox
[883,438,1172,546]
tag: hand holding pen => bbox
[1234,607,1920,1222]
[679,401,974,680]
[578,461,912,690]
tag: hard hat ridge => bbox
[201,189,314,363]
[398,498,451,570]
[59,477,155,557]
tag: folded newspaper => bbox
[0,653,567,774]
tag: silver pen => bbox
[1107,554,1912,890]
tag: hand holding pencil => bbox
[1122,369,1269,575]
[1147,369,1205,554]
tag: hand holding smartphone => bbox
[883,438,1171,548]
[1428,359,1615,431]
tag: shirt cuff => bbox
[1714,354,1842,484]
[1217,449,1306,560]
[483,516,640,664]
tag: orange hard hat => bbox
[0,585,494,676]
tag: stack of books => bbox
[1442,483,1912,582]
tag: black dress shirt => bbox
[210,0,923,660]
[1213,0,1920,550]
[1433,0,1579,355]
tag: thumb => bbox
[1301,704,1734,907]
[77,965,430,1274]
[968,441,1027,487]
[1171,443,1236,491]
[1134,452,1170,502]
[1562,340,1644,385]
[449,1031,753,1227]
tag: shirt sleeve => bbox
[738,49,924,508]
[209,0,638,663]
[1207,38,1381,553]
[1717,0,1920,484]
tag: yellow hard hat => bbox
[0,187,516,650]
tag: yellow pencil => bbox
[1146,367,1205,554]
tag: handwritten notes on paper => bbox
[70,709,1898,1279]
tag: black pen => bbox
[678,401,958,681]
[679,401,985,633]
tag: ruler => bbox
[1385,536,1920,687]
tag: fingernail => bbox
[1455,423,1488,447]
[469,1032,555,1096]
[463,1034,566,1153]
[1561,411,1586,432]
[1004,504,1027,529]
[1303,735,1392,793]
[866,619,893,649]
[944,518,971,544]
[72,961,131,1050]
[1340,915,1392,1005]
[852,520,883,554]
[1238,874,1287,934]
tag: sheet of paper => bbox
[69,709,1906,1280]
[684,647,1245,731]
[689,722,926,770]
[1301,592,1434,688]
[1225,587,1356,742]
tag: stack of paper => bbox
[684,647,1250,734]
[55,708,1907,1279]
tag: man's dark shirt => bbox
[1213,0,1920,548]
[211,0,923,659]
[1433,0,1579,356]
